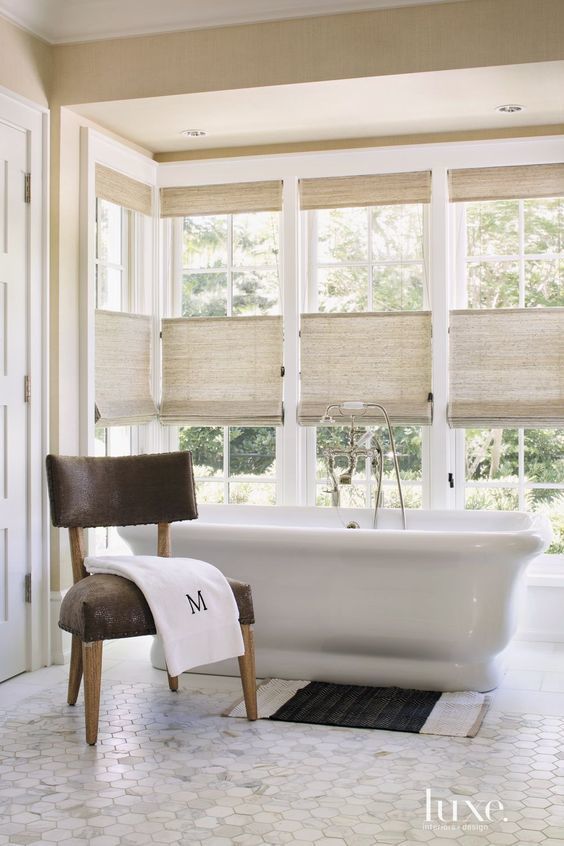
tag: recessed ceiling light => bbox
[180,129,207,138]
[495,104,525,114]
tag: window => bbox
[95,198,129,311]
[176,211,281,504]
[179,426,277,505]
[309,203,427,312]
[94,197,139,552]
[315,425,423,509]
[458,197,564,553]
[182,212,280,316]
[306,203,428,507]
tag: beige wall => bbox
[0,15,51,105]
[52,0,564,106]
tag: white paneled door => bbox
[0,119,30,681]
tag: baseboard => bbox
[50,590,70,665]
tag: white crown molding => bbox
[0,0,470,45]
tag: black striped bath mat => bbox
[226,679,490,737]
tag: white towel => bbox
[85,555,245,677]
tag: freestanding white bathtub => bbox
[120,506,551,692]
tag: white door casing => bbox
[0,118,29,680]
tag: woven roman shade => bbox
[448,308,564,428]
[160,316,284,425]
[448,163,564,202]
[160,181,283,217]
[299,312,433,425]
[95,310,157,427]
[95,164,153,216]
[299,171,432,210]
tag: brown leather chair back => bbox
[46,452,198,528]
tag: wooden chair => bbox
[46,451,257,745]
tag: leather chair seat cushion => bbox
[59,572,255,642]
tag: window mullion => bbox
[227,215,233,317]
[518,428,525,510]
[518,200,525,307]
[429,168,455,509]
[367,208,373,312]
[121,207,129,311]
[224,427,230,504]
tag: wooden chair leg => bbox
[82,641,103,745]
[167,669,179,692]
[238,624,257,721]
[67,635,83,705]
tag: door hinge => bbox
[24,173,31,204]
[25,573,32,603]
[448,472,455,489]
[24,375,31,403]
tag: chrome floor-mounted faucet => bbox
[320,401,407,530]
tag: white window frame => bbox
[81,128,158,459]
[155,135,564,514]
[304,204,430,509]
[169,213,283,504]
[453,199,564,542]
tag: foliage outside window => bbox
[461,198,564,553]
[308,204,427,507]
[179,212,281,504]
[316,426,423,509]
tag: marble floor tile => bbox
[1,640,564,846]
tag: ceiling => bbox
[72,62,564,155]
[0,0,470,43]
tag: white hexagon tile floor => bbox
[2,639,564,846]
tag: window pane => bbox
[229,483,276,505]
[526,489,564,554]
[466,200,519,256]
[233,212,279,267]
[96,199,122,265]
[182,271,227,316]
[380,486,422,509]
[318,266,368,312]
[465,429,518,482]
[96,265,123,311]
[372,263,424,311]
[317,427,366,480]
[465,488,519,511]
[525,429,564,484]
[466,261,519,308]
[524,198,564,254]
[379,426,422,481]
[196,481,225,504]
[232,270,279,315]
[525,259,564,307]
[94,428,107,457]
[316,483,368,508]
[317,207,368,263]
[371,204,424,261]
[183,215,228,269]
[229,427,276,478]
[179,426,224,477]
[316,426,422,483]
